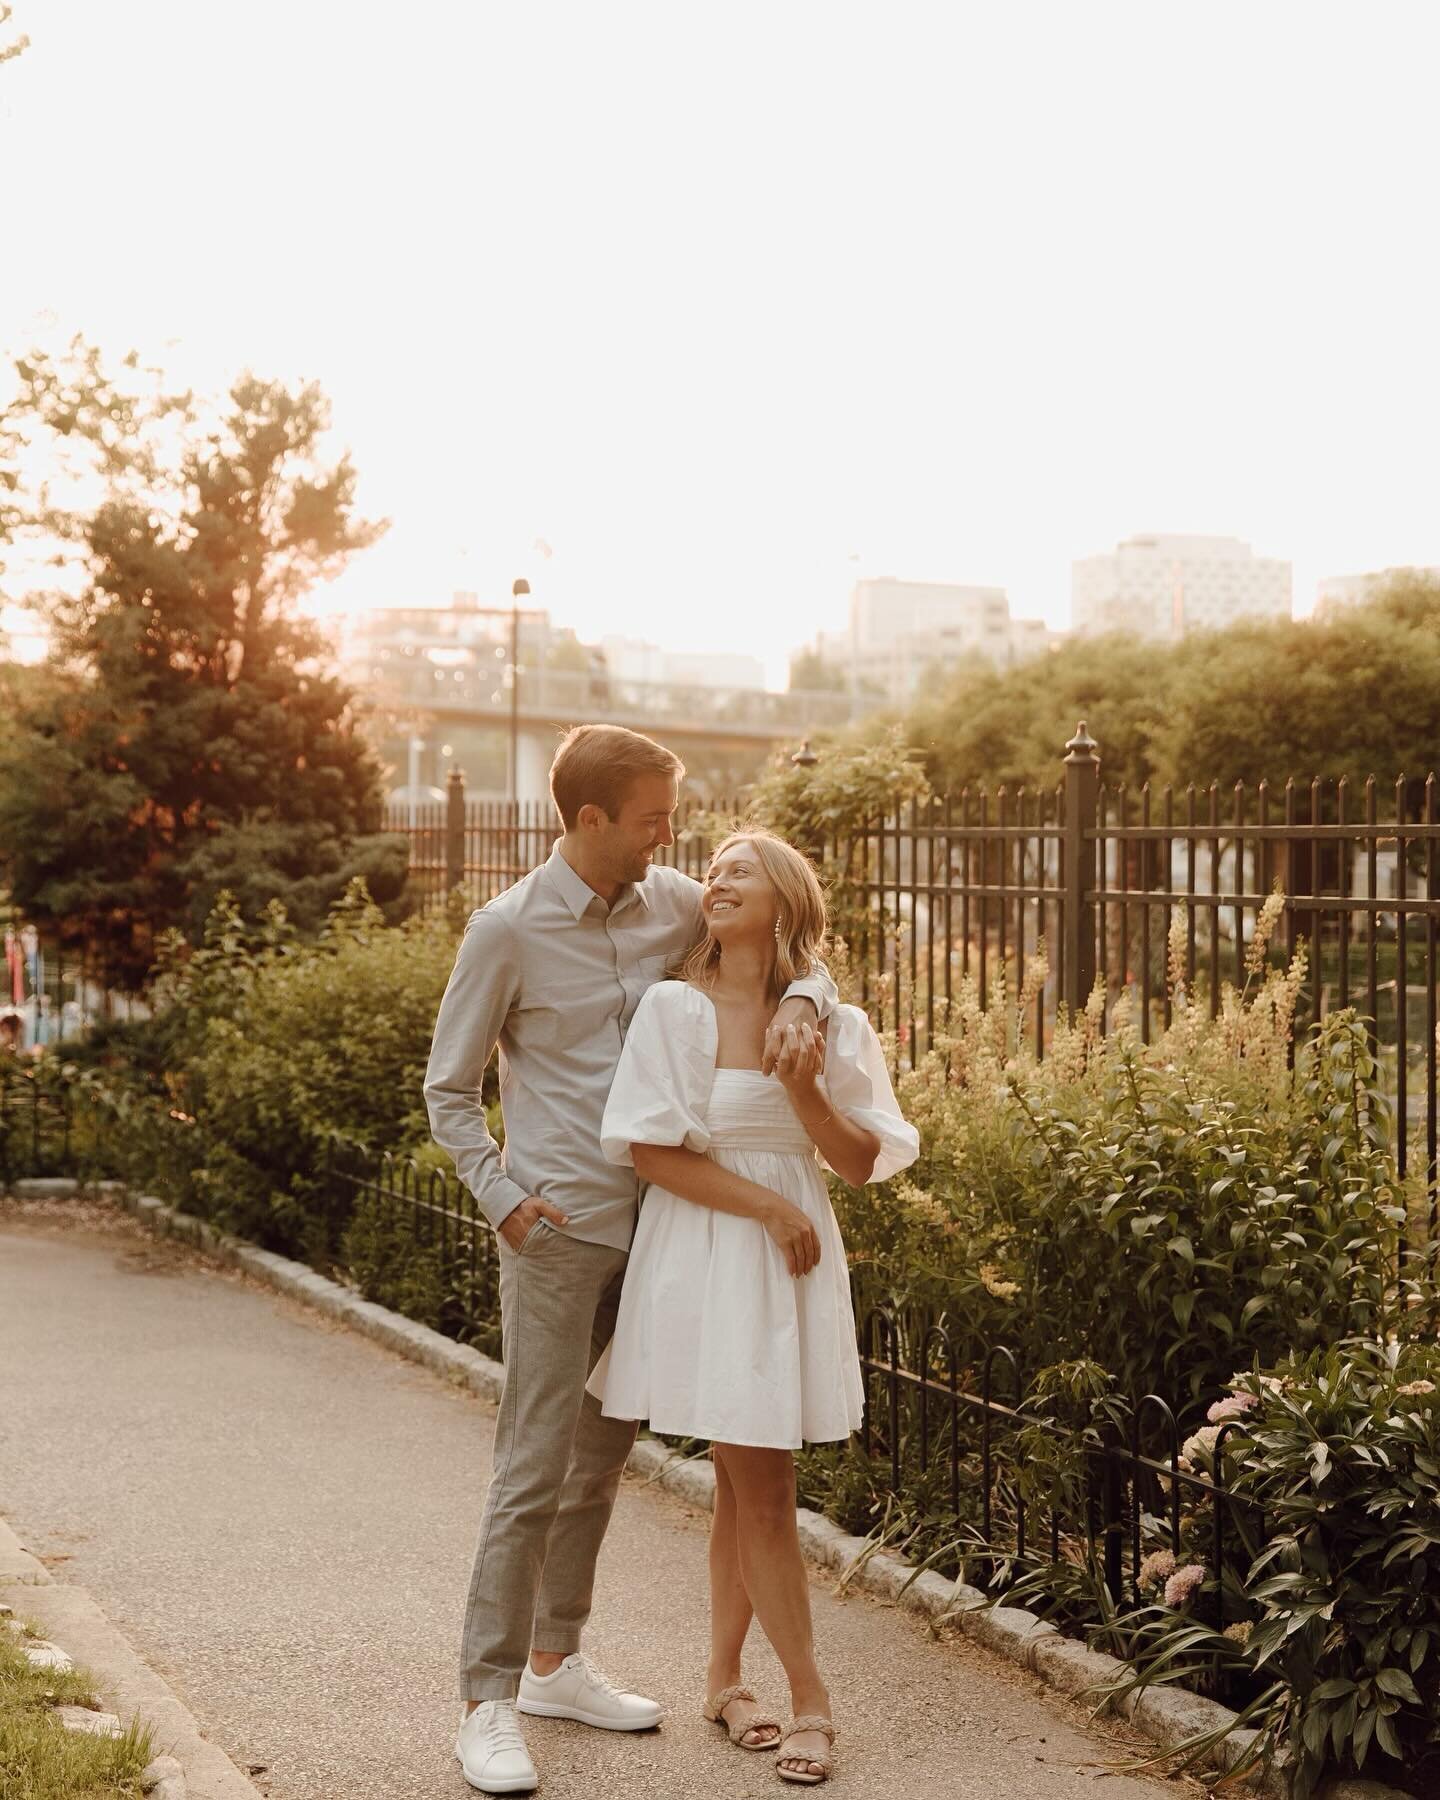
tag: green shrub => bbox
[832,903,1429,1421]
[83,883,471,1259]
[1074,1340,1440,1796]
[339,1178,502,1361]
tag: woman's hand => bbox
[771,1020,826,1105]
[762,1191,822,1277]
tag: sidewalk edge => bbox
[0,1518,263,1800]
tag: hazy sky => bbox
[4,1,1439,684]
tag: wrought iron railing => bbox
[384,726,1439,1217]
[856,1306,1261,1625]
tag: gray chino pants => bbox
[460,1219,637,1702]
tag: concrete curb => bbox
[0,1517,261,1800]
[25,1179,1407,1800]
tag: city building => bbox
[1071,535,1291,639]
[1315,565,1440,615]
[802,577,1053,705]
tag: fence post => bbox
[445,764,466,895]
[1063,722,1100,1016]
[1101,1428,1126,1604]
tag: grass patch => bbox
[0,1624,152,1799]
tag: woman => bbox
[587,829,918,1784]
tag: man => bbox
[425,723,835,1794]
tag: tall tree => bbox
[0,344,403,988]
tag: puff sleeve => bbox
[600,982,717,1167]
[820,1004,921,1184]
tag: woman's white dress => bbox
[586,981,920,1449]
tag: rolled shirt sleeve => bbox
[781,962,838,1020]
[423,909,531,1232]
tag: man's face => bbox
[599,774,678,884]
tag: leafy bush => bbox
[831,903,1430,1422]
[82,883,470,1261]
[1066,1340,1440,1797]
[1224,1341,1440,1792]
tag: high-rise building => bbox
[807,577,1052,704]
[1315,566,1440,615]
[1072,535,1291,639]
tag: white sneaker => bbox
[455,1700,538,1794]
[517,1652,662,1731]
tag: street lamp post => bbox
[407,733,424,830]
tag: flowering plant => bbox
[1101,1340,1440,1796]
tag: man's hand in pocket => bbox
[498,1195,570,1252]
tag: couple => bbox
[424,724,918,1793]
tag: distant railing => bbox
[358,661,865,738]
[0,920,131,1054]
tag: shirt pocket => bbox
[512,984,568,1048]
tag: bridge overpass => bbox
[353,662,870,803]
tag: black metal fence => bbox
[856,1305,1260,1624]
[321,1134,503,1360]
[0,1063,83,1186]
[386,726,1440,1210]
[382,772,726,918]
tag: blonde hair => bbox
[676,828,828,997]
[549,724,685,830]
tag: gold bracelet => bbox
[801,1106,835,1129]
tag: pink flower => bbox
[1138,1550,1177,1594]
[1207,1394,1258,1425]
[1396,1379,1437,1399]
[1163,1564,1207,1608]
[1181,1425,1221,1464]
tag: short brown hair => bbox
[549,724,685,829]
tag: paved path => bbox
[0,1208,1190,1800]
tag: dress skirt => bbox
[587,1071,865,1449]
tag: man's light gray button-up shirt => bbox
[424,845,835,1252]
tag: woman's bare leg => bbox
[717,1442,831,1779]
[707,1445,780,1747]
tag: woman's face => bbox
[702,839,779,944]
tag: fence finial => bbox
[1065,720,1099,764]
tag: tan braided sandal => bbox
[775,1714,837,1785]
[702,1683,783,1750]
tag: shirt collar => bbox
[544,846,652,920]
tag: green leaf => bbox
[1374,1667,1420,1704]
